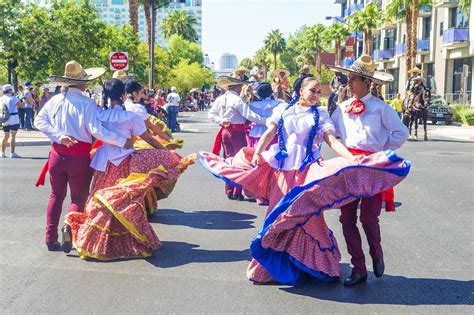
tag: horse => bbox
[402,83,430,141]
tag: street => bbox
[0,111,473,313]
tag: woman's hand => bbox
[251,152,264,166]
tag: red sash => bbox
[35,141,92,187]
[348,148,395,212]
[212,124,245,155]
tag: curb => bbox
[7,141,51,147]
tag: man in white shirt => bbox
[1,84,23,158]
[208,74,264,200]
[34,60,133,252]
[331,55,409,286]
[165,87,181,132]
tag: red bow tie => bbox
[345,99,365,115]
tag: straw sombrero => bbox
[232,67,250,80]
[112,70,128,80]
[408,66,424,75]
[330,54,393,84]
[274,68,290,77]
[299,64,311,74]
[49,60,105,86]
[217,72,249,90]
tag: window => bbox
[453,58,472,95]
[111,0,124,4]
[422,17,431,39]
[450,7,469,28]
[440,22,444,36]
[373,34,381,51]
[384,29,396,50]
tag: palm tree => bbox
[411,0,419,72]
[323,23,350,66]
[349,3,384,56]
[263,29,286,71]
[160,10,197,42]
[302,24,326,80]
[129,0,139,34]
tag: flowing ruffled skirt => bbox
[198,148,410,285]
[66,149,194,261]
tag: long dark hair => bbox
[103,78,125,108]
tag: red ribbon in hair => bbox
[345,99,366,115]
[348,148,396,212]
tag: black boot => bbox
[45,242,61,252]
[344,270,368,286]
[61,225,73,253]
[373,258,385,278]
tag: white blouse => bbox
[262,103,335,171]
[90,106,146,172]
[332,93,409,152]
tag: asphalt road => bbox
[0,111,473,313]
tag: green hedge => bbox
[452,104,474,125]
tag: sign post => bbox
[110,52,129,71]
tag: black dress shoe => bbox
[344,271,368,286]
[373,258,385,278]
[45,242,61,251]
[235,194,245,201]
[61,225,73,253]
[227,193,236,200]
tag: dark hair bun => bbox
[293,73,314,97]
[104,78,125,101]
[125,79,143,94]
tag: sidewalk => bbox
[428,124,474,142]
[5,129,51,147]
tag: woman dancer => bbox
[198,75,410,285]
[65,79,193,260]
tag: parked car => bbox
[428,94,453,125]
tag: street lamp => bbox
[149,0,186,90]
[325,16,358,64]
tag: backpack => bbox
[0,97,10,124]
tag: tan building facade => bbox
[335,0,473,106]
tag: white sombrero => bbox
[408,66,424,75]
[274,68,290,77]
[330,54,394,84]
[49,60,105,86]
[112,70,128,80]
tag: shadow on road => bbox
[147,241,251,268]
[150,209,257,230]
[281,265,473,306]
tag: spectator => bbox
[1,84,23,158]
[40,87,51,111]
[391,93,403,119]
[23,82,35,130]
[166,87,181,132]
[16,86,26,129]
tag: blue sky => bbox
[202,0,340,66]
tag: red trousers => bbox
[45,150,92,242]
[339,193,383,274]
[221,127,246,197]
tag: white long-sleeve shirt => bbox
[34,88,126,147]
[331,93,409,152]
[208,90,264,125]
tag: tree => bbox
[168,60,215,95]
[0,0,23,87]
[129,0,139,34]
[160,10,197,42]
[264,29,286,70]
[302,24,327,80]
[253,47,270,80]
[239,58,253,70]
[459,0,471,15]
[167,34,203,67]
[349,3,384,56]
[323,23,350,66]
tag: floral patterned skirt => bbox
[66,149,194,261]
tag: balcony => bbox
[419,5,432,16]
[373,49,394,60]
[443,28,469,47]
[395,43,405,56]
[417,39,430,53]
[433,0,459,8]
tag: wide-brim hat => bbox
[274,68,290,77]
[412,76,426,84]
[408,66,424,75]
[112,70,128,80]
[299,64,311,74]
[49,60,105,86]
[217,73,249,90]
[330,54,393,84]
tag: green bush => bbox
[451,103,467,121]
[460,110,474,126]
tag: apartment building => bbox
[335,0,473,105]
[24,0,202,47]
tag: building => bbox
[218,53,239,71]
[25,0,202,47]
[334,0,473,105]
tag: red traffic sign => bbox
[110,52,128,71]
